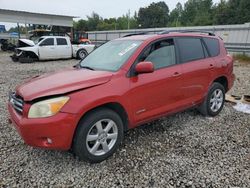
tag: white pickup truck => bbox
[11,36,95,63]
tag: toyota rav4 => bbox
[8,31,235,163]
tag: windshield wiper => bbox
[80,66,95,71]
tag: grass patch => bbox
[233,54,250,62]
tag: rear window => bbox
[177,38,204,63]
[57,38,68,45]
[203,38,220,57]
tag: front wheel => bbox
[198,82,225,117]
[73,108,124,163]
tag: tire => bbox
[18,52,34,63]
[73,108,124,163]
[76,49,88,60]
[11,55,18,62]
[19,57,34,63]
[1,45,7,51]
[198,82,225,117]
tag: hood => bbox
[16,68,113,101]
[18,39,35,46]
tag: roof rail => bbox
[123,32,148,37]
[160,30,216,36]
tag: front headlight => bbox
[28,96,69,118]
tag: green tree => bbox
[138,1,170,28]
[169,2,183,27]
[213,0,230,25]
[87,12,102,31]
[238,0,250,24]
[73,19,88,31]
[181,0,213,26]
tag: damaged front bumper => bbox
[10,50,34,63]
[11,50,23,62]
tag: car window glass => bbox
[203,38,220,57]
[202,41,209,58]
[40,38,54,46]
[57,38,67,45]
[142,39,176,69]
[177,38,204,63]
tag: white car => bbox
[11,36,95,63]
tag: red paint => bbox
[8,33,235,150]
[135,61,154,74]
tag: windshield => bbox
[80,40,142,71]
[34,37,45,44]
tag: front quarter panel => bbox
[17,46,39,56]
[60,72,133,126]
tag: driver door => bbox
[38,38,56,60]
[127,38,183,124]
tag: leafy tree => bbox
[213,0,250,25]
[237,0,250,24]
[72,0,250,31]
[138,1,169,28]
[74,19,88,31]
[87,12,102,31]
[169,2,183,27]
[219,0,240,24]
[181,0,213,26]
[213,0,230,25]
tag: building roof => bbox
[0,9,77,27]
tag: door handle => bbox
[173,72,181,77]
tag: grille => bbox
[9,92,24,114]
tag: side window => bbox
[203,38,220,57]
[140,39,176,69]
[202,42,209,58]
[177,38,204,63]
[57,38,68,46]
[40,38,54,46]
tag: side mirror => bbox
[135,61,154,74]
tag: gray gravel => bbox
[0,51,249,187]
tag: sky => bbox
[0,0,220,29]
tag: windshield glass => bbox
[34,37,45,44]
[80,40,142,71]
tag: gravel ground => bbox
[0,51,249,187]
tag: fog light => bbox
[47,138,52,144]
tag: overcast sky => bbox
[0,0,220,29]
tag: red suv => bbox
[8,31,235,163]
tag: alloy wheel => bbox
[86,119,118,156]
[210,89,223,112]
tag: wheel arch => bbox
[213,76,228,92]
[25,51,39,59]
[71,102,129,149]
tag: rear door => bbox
[38,38,56,60]
[176,37,215,106]
[127,38,183,124]
[56,38,72,58]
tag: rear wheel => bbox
[73,108,124,163]
[77,49,88,60]
[198,82,225,116]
